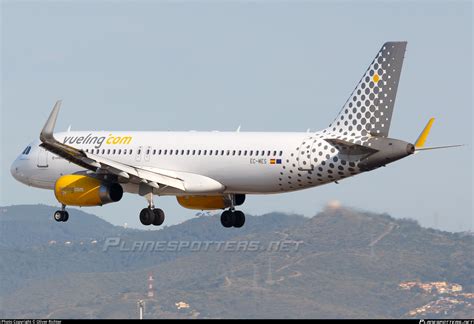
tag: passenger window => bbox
[244,150,247,156]
[279,151,283,156]
[164,149,167,155]
[273,150,277,156]
[175,150,179,155]
[203,150,207,156]
[232,150,236,156]
[249,150,253,156]
[221,150,224,155]
[129,149,133,155]
[238,150,241,156]
[198,150,201,155]
[153,149,156,155]
[102,149,105,154]
[113,149,116,155]
[192,150,196,155]
[118,149,122,154]
[267,150,271,156]
[181,150,184,155]
[226,150,230,156]
[137,149,140,155]
[209,150,213,155]
[255,150,259,156]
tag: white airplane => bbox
[10,42,460,228]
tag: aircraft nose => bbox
[10,158,20,180]
[10,157,26,183]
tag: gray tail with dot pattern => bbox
[327,42,407,138]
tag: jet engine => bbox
[177,194,245,210]
[54,174,123,206]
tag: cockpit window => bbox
[22,146,31,155]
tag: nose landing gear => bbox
[53,205,69,222]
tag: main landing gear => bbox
[139,191,165,227]
[220,194,246,228]
[53,205,69,222]
[220,210,245,228]
[139,207,165,226]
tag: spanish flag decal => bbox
[270,159,282,165]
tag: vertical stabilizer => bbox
[328,42,407,138]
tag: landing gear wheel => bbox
[139,208,154,226]
[220,210,234,228]
[152,208,165,226]
[54,210,69,222]
[54,211,63,222]
[233,210,245,228]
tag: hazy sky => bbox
[1,0,472,232]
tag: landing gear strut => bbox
[220,194,246,228]
[53,205,69,222]
[139,191,165,226]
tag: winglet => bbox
[415,118,435,149]
[40,100,62,143]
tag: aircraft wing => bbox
[39,101,224,194]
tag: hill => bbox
[0,204,122,249]
[0,204,472,318]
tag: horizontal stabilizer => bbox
[416,144,464,151]
[324,138,378,155]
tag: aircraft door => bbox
[135,146,143,162]
[297,137,314,171]
[144,146,151,162]
[37,147,49,168]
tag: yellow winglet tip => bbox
[415,118,435,148]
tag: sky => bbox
[1,0,472,232]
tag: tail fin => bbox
[328,42,407,138]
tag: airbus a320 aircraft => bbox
[11,42,460,228]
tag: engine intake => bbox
[54,175,123,206]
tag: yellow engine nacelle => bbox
[54,175,123,207]
[176,194,245,210]
[177,195,231,210]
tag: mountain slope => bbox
[0,204,472,318]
